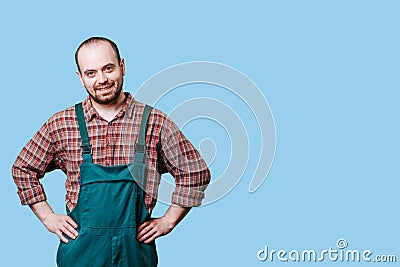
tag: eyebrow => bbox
[83,63,116,74]
[103,63,115,69]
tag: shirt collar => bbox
[82,92,135,122]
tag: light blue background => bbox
[1,1,399,266]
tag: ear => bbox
[76,71,85,87]
[120,58,126,76]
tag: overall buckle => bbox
[135,143,145,153]
[81,145,92,155]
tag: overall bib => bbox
[56,103,158,267]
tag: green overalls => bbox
[56,103,158,267]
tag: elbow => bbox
[11,158,21,178]
[204,167,211,187]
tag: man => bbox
[12,37,211,266]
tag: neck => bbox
[91,91,126,122]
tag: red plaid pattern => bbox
[12,93,211,212]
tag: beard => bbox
[86,78,124,105]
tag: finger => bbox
[64,222,79,237]
[138,227,157,242]
[61,226,77,240]
[142,231,159,244]
[136,228,147,240]
[56,230,68,244]
[137,220,150,232]
[137,223,155,240]
[137,222,153,238]
[66,216,78,229]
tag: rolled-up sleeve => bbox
[158,115,211,207]
[12,121,57,205]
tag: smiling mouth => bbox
[96,84,114,92]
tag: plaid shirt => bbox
[12,93,211,212]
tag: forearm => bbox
[162,205,191,230]
[29,200,54,223]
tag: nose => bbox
[97,71,108,84]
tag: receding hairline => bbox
[75,37,121,73]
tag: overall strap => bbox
[134,105,152,163]
[75,103,93,163]
[134,105,152,216]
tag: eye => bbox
[85,71,95,78]
[105,65,115,72]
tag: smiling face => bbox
[76,40,125,105]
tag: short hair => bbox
[75,36,121,73]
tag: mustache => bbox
[95,82,115,90]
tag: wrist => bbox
[161,215,177,230]
[29,201,55,223]
[41,211,54,223]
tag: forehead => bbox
[77,41,119,71]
